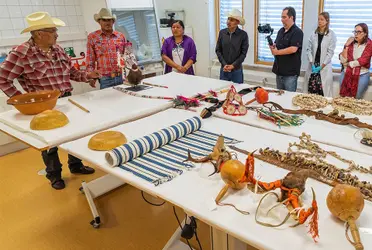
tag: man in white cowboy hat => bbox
[86,8,139,89]
[216,9,249,84]
[0,12,100,190]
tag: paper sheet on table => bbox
[0,89,171,147]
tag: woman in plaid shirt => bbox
[0,12,100,190]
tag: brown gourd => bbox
[326,184,365,250]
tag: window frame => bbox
[318,0,340,72]
[215,0,244,38]
[112,8,162,63]
[254,0,306,66]
[319,0,372,75]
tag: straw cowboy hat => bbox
[227,9,245,26]
[21,12,65,34]
[94,8,117,22]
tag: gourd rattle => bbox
[215,159,250,214]
[327,184,365,250]
[245,88,269,106]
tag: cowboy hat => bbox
[21,12,65,34]
[94,8,117,22]
[227,9,245,26]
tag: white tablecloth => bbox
[198,83,372,156]
[0,73,231,149]
[140,72,231,97]
[0,88,172,149]
[60,109,372,250]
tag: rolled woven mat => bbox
[105,116,203,167]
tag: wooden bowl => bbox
[7,90,61,115]
[30,110,69,130]
[88,131,127,151]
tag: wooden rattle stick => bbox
[215,184,230,203]
[245,88,269,106]
[245,98,257,106]
[347,219,364,250]
[68,99,90,113]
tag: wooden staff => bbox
[68,99,90,113]
[142,82,169,89]
[265,102,372,130]
[113,86,174,100]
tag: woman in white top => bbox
[339,23,372,99]
[305,12,337,97]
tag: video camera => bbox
[159,12,176,28]
[258,24,274,46]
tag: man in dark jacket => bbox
[216,9,249,84]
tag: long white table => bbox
[141,71,231,97]
[60,109,372,250]
[197,83,372,156]
[0,72,230,150]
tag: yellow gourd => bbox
[215,159,246,203]
[88,131,127,151]
[30,110,69,130]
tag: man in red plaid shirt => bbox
[0,12,100,190]
[86,8,132,89]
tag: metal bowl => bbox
[7,90,61,115]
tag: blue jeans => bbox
[276,75,298,92]
[340,71,370,99]
[220,67,244,84]
[99,75,123,89]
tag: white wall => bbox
[0,0,86,42]
[79,0,107,33]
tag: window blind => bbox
[323,0,372,69]
[219,0,243,30]
[257,0,303,62]
[116,14,141,46]
[144,10,161,60]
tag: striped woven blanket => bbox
[105,117,239,185]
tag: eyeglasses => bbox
[353,30,364,35]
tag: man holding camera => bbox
[270,7,303,92]
[216,9,249,84]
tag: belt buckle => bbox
[111,72,116,78]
